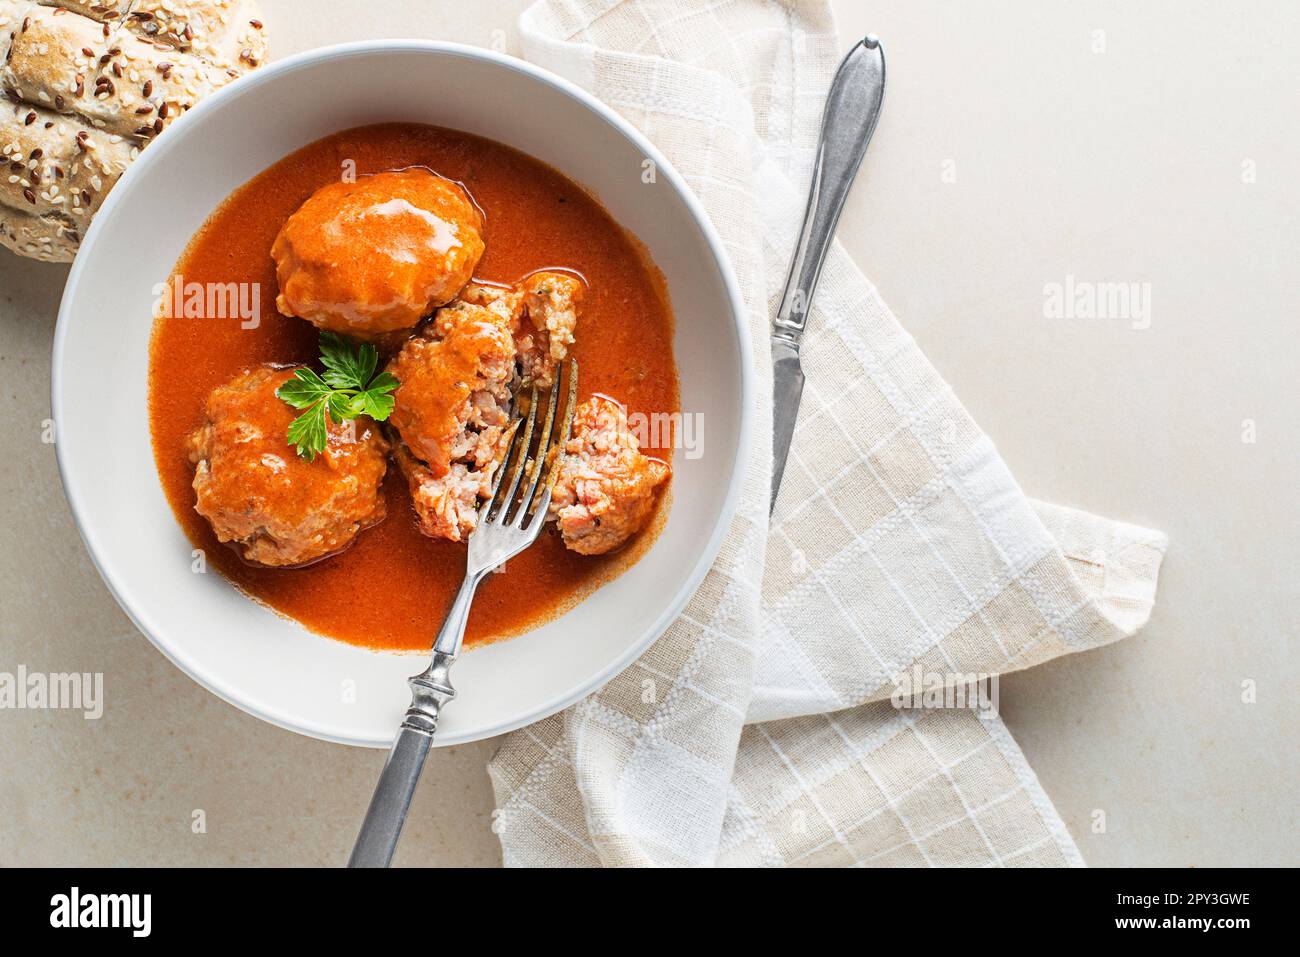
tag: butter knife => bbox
[771,34,886,513]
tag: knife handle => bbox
[774,35,886,341]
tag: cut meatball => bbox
[394,443,508,543]
[549,396,670,555]
[387,299,516,541]
[186,367,389,567]
[388,271,583,542]
[387,300,515,476]
[514,272,581,387]
[463,271,582,387]
[271,168,485,341]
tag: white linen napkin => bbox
[488,0,1167,867]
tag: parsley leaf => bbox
[285,398,329,460]
[275,334,400,461]
[356,371,399,419]
[319,331,378,391]
[276,368,332,409]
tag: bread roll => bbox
[124,1,268,72]
[0,202,78,259]
[0,0,266,261]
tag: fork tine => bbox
[487,385,538,524]
[511,370,562,527]
[520,359,579,529]
[478,415,523,517]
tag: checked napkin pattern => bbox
[487,0,1166,867]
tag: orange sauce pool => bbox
[148,123,678,651]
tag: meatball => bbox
[186,367,389,566]
[387,299,516,542]
[462,271,582,387]
[271,169,485,341]
[549,396,670,555]
[395,444,507,543]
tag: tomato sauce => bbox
[148,124,678,651]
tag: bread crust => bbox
[0,0,267,262]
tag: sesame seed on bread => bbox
[0,0,268,262]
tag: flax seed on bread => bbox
[0,0,267,261]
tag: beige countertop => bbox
[0,0,1294,867]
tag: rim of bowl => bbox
[52,39,754,748]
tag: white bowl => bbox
[53,41,749,748]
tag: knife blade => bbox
[771,35,886,514]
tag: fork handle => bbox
[349,577,481,868]
[348,726,434,868]
[432,570,485,658]
[348,646,459,867]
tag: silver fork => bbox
[348,360,579,868]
